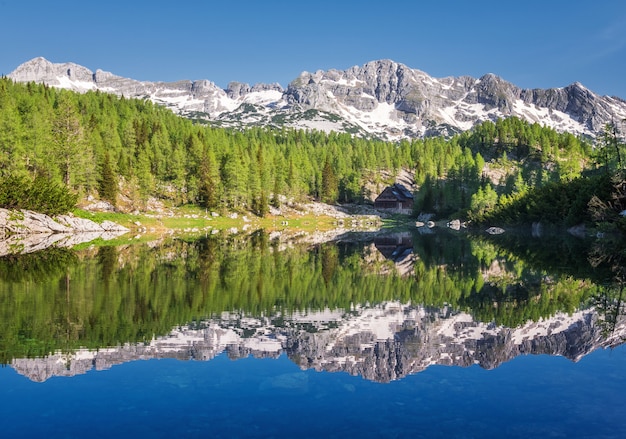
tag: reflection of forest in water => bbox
[1,228,624,381]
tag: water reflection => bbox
[1,228,624,383]
[12,303,623,383]
[370,232,416,276]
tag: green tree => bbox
[221,151,246,210]
[197,146,221,210]
[98,152,117,206]
[271,157,284,208]
[0,86,26,178]
[321,158,338,203]
[469,183,498,219]
[51,93,89,187]
[601,122,624,171]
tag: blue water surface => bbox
[2,345,626,439]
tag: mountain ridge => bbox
[9,57,626,140]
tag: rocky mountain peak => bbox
[10,56,92,84]
[471,73,520,112]
[227,81,252,98]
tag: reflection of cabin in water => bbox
[374,233,413,263]
[374,183,414,212]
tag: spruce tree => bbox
[98,152,117,206]
[197,147,220,210]
[257,191,269,217]
[321,158,338,203]
[271,158,284,208]
[51,92,86,187]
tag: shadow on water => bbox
[1,227,625,381]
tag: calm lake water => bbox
[1,228,625,438]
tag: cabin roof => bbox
[376,183,413,201]
[391,183,413,200]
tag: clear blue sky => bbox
[2,0,626,98]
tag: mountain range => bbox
[8,57,626,140]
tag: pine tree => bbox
[51,92,93,188]
[255,143,270,217]
[197,146,221,210]
[98,152,117,206]
[0,86,26,178]
[257,191,269,217]
[134,146,154,202]
[271,157,284,208]
[321,158,338,203]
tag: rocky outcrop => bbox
[469,73,520,112]
[0,209,129,255]
[0,208,128,235]
[227,81,283,99]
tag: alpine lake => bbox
[1,225,625,438]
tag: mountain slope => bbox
[9,57,626,140]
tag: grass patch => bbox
[73,206,349,235]
[73,209,138,224]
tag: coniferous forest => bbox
[1,77,624,228]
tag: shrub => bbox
[0,175,78,216]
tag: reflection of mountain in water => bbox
[12,302,625,383]
[5,228,626,382]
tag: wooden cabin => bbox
[374,183,414,211]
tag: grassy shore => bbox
[72,204,382,239]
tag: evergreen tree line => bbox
[412,117,601,219]
[468,119,626,228]
[0,78,411,214]
[1,77,615,220]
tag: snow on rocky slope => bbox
[9,57,626,140]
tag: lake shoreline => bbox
[0,203,387,255]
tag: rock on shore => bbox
[0,209,129,255]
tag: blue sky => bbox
[2,0,626,98]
